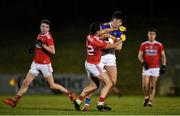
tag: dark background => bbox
[0,0,180,95]
[0,0,179,32]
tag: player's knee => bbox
[150,86,155,90]
[143,86,148,91]
[107,81,113,88]
[91,83,98,91]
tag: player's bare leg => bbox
[105,66,121,95]
[82,93,93,111]
[142,75,150,107]
[82,77,99,111]
[96,72,113,111]
[3,72,35,107]
[45,75,76,101]
[148,77,158,107]
[74,72,113,111]
[74,81,98,111]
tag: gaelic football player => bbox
[138,28,166,107]
[3,20,75,108]
[73,22,122,111]
[82,11,126,111]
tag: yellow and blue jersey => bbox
[100,22,123,39]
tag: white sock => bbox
[145,96,149,99]
[98,102,104,105]
[76,99,82,105]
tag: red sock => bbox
[79,96,84,101]
[15,95,21,102]
[99,96,105,102]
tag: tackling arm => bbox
[106,39,122,49]
[99,28,115,36]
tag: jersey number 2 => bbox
[87,45,94,55]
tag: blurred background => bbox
[0,0,180,96]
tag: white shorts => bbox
[142,68,160,77]
[101,54,116,66]
[85,61,106,77]
[29,61,53,77]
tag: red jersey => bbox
[86,34,108,64]
[139,41,164,68]
[33,32,54,64]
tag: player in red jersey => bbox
[73,22,122,111]
[3,20,75,108]
[138,28,166,107]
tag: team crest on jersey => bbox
[145,49,157,55]
[149,46,153,49]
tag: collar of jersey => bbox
[40,32,49,36]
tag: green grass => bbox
[0,95,180,115]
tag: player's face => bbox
[112,18,122,28]
[148,32,156,41]
[40,23,50,34]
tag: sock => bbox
[14,95,21,103]
[85,98,91,105]
[98,96,105,105]
[145,96,149,100]
[148,99,152,104]
[79,96,84,101]
[76,96,84,105]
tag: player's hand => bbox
[143,62,149,70]
[100,34,110,38]
[36,39,44,48]
[160,65,166,74]
[119,26,126,32]
[120,34,126,42]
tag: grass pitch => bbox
[0,95,180,115]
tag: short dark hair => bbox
[112,11,125,20]
[148,28,158,34]
[89,22,101,35]
[41,19,51,27]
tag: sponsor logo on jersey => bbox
[145,49,157,55]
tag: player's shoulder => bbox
[87,34,94,42]
[154,41,163,46]
[102,22,110,26]
[100,22,110,28]
[140,41,149,46]
[46,32,53,39]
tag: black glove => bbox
[160,65,166,75]
[36,39,43,48]
[143,62,149,70]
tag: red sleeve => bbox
[139,43,144,52]
[92,39,108,49]
[159,43,164,52]
[47,34,54,46]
